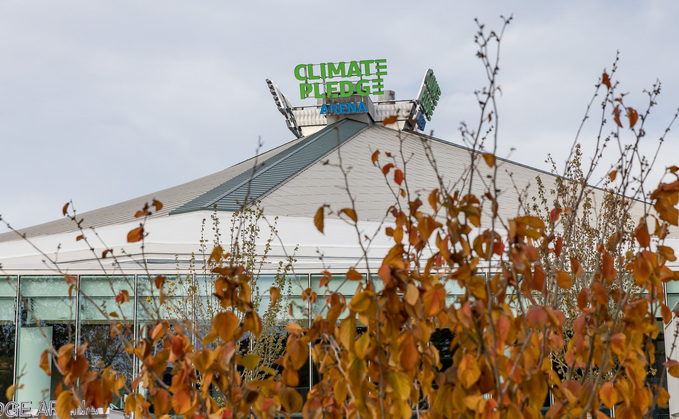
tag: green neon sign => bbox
[294,59,387,99]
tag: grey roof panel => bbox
[170,119,368,214]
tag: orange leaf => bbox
[314,206,324,234]
[152,199,163,211]
[270,286,281,306]
[556,270,572,290]
[664,359,679,378]
[382,163,394,175]
[608,170,617,182]
[154,389,171,416]
[115,290,130,304]
[635,222,650,247]
[610,333,626,356]
[280,387,303,413]
[570,257,583,277]
[213,311,239,342]
[600,382,617,410]
[458,354,481,389]
[526,306,548,328]
[5,385,15,402]
[340,208,358,222]
[394,169,404,186]
[404,283,419,305]
[286,322,302,336]
[549,208,562,223]
[382,115,398,126]
[172,388,193,415]
[627,107,639,128]
[555,237,563,257]
[602,72,611,89]
[577,288,589,310]
[62,202,70,216]
[127,225,144,243]
[482,153,495,168]
[135,209,150,218]
[57,390,79,419]
[76,235,84,242]
[613,105,622,128]
[661,303,672,324]
[101,249,112,259]
[346,267,363,281]
[371,150,380,164]
[155,275,165,289]
[40,350,51,376]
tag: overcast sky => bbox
[1,1,678,233]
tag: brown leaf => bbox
[371,150,380,164]
[152,199,163,211]
[101,249,112,259]
[155,275,165,289]
[76,235,84,242]
[482,153,495,168]
[602,72,611,89]
[627,107,639,128]
[340,208,358,222]
[62,202,70,216]
[608,170,617,182]
[382,115,398,126]
[314,206,324,234]
[127,225,144,243]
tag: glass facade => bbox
[0,272,672,414]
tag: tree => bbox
[4,16,679,419]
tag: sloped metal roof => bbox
[170,119,367,214]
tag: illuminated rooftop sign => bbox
[294,59,387,99]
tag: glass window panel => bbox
[666,281,679,294]
[79,276,133,409]
[311,274,363,295]
[17,276,75,403]
[0,276,16,404]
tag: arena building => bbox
[0,61,676,417]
